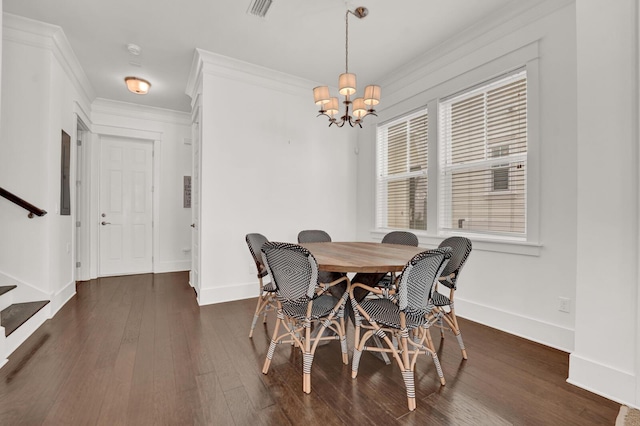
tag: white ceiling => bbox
[4,0,536,113]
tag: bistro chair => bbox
[261,242,350,394]
[350,230,420,293]
[297,229,332,243]
[382,230,419,246]
[349,231,420,364]
[377,231,419,289]
[297,229,347,299]
[431,236,472,359]
[245,233,277,338]
[350,247,452,411]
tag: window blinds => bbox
[439,69,527,236]
[376,109,428,231]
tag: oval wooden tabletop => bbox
[300,242,426,273]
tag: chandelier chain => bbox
[345,10,349,73]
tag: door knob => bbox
[190,223,196,228]
[101,221,111,226]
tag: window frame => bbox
[375,108,429,232]
[371,44,540,255]
[438,68,528,239]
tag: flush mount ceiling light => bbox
[313,6,380,128]
[124,76,151,95]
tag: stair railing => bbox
[0,187,47,218]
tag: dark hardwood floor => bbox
[0,272,619,425]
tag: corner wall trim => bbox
[568,353,637,408]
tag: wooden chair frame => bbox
[248,265,277,338]
[433,273,467,359]
[262,275,350,394]
[349,282,445,412]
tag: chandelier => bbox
[313,7,380,128]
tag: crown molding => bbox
[378,0,573,94]
[92,98,191,126]
[3,13,95,110]
[187,48,318,101]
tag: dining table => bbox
[299,241,426,274]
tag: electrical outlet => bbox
[559,297,571,313]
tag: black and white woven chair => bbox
[245,233,278,338]
[261,242,350,394]
[297,229,332,243]
[350,230,420,294]
[377,231,419,289]
[432,236,472,359]
[297,229,347,299]
[350,247,452,412]
[382,230,419,246]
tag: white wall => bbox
[0,14,93,311]
[570,0,639,407]
[356,1,578,351]
[356,0,640,407]
[0,1,3,128]
[188,51,358,305]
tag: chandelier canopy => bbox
[313,7,380,128]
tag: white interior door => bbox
[190,118,201,294]
[99,136,153,276]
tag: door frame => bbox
[74,116,91,281]
[190,104,202,297]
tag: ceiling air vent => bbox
[247,0,273,18]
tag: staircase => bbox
[0,283,51,367]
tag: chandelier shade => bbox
[326,97,340,117]
[313,86,330,105]
[313,7,379,128]
[338,73,357,96]
[364,85,381,106]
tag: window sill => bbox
[370,229,542,256]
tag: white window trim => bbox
[375,108,429,231]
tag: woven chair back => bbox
[437,237,472,289]
[382,231,419,246]
[396,248,452,314]
[297,230,332,243]
[261,242,318,304]
[246,233,269,276]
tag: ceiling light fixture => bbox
[124,76,151,95]
[313,6,380,128]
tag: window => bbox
[439,69,527,237]
[376,109,428,231]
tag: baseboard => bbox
[50,280,76,318]
[154,260,190,274]
[0,271,48,302]
[568,353,636,407]
[197,281,257,306]
[455,297,574,352]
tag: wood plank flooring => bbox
[0,272,620,425]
